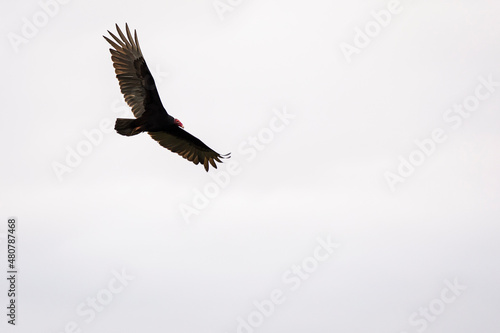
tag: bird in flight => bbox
[104,24,230,171]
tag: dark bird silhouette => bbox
[104,23,230,171]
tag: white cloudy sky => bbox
[1,0,500,332]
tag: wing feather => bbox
[104,23,163,118]
[148,128,230,171]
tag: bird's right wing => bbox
[103,24,163,118]
[149,128,230,171]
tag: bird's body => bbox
[104,23,229,171]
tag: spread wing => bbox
[149,128,230,171]
[103,23,163,118]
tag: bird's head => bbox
[174,118,184,129]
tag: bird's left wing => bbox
[103,24,163,118]
[149,128,230,171]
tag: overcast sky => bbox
[1,0,500,332]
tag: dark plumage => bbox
[104,23,230,171]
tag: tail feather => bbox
[115,118,141,136]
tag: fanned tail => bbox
[115,118,141,136]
